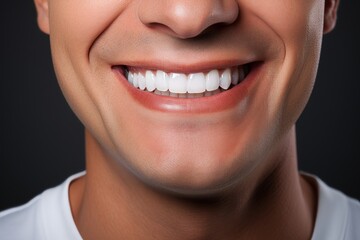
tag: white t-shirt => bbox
[0,172,359,240]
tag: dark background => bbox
[0,1,359,211]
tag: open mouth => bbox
[115,65,251,99]
[112,62,259,113]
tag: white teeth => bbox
[187,73,206,93]
[145,70,156,91]
[231,68,239,85]
[155,70,169,91]
[138,73,146,90]
[128,72,134,85]
[169,73,187,94]
[133,73,139,88]
[219,68,231,90]
[126,66,248,96]
[206,70,220,91]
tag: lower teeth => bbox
[153,88,225,98]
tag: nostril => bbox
[144,22,177,36]
[138,0,239,39]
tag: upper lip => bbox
[112,59,256,74]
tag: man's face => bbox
[35,0,335,194]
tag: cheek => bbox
[244,0,324,44]
[47,0,133,145]
[246,0,324,123]
[49,0,128,45]
[280,2,324,125]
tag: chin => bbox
[116,141,260,197]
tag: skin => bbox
[34,0,339,239]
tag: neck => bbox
[70,127,316,240]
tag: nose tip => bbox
[138,0,239,39]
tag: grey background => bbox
[0,1,359,210]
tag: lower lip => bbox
[113,64,260,114]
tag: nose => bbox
[138,0,239,39]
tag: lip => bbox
[112,62,261,114]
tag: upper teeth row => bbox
[126,68,246,94]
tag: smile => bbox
[124,66,250,98]
[112,62,260,113]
